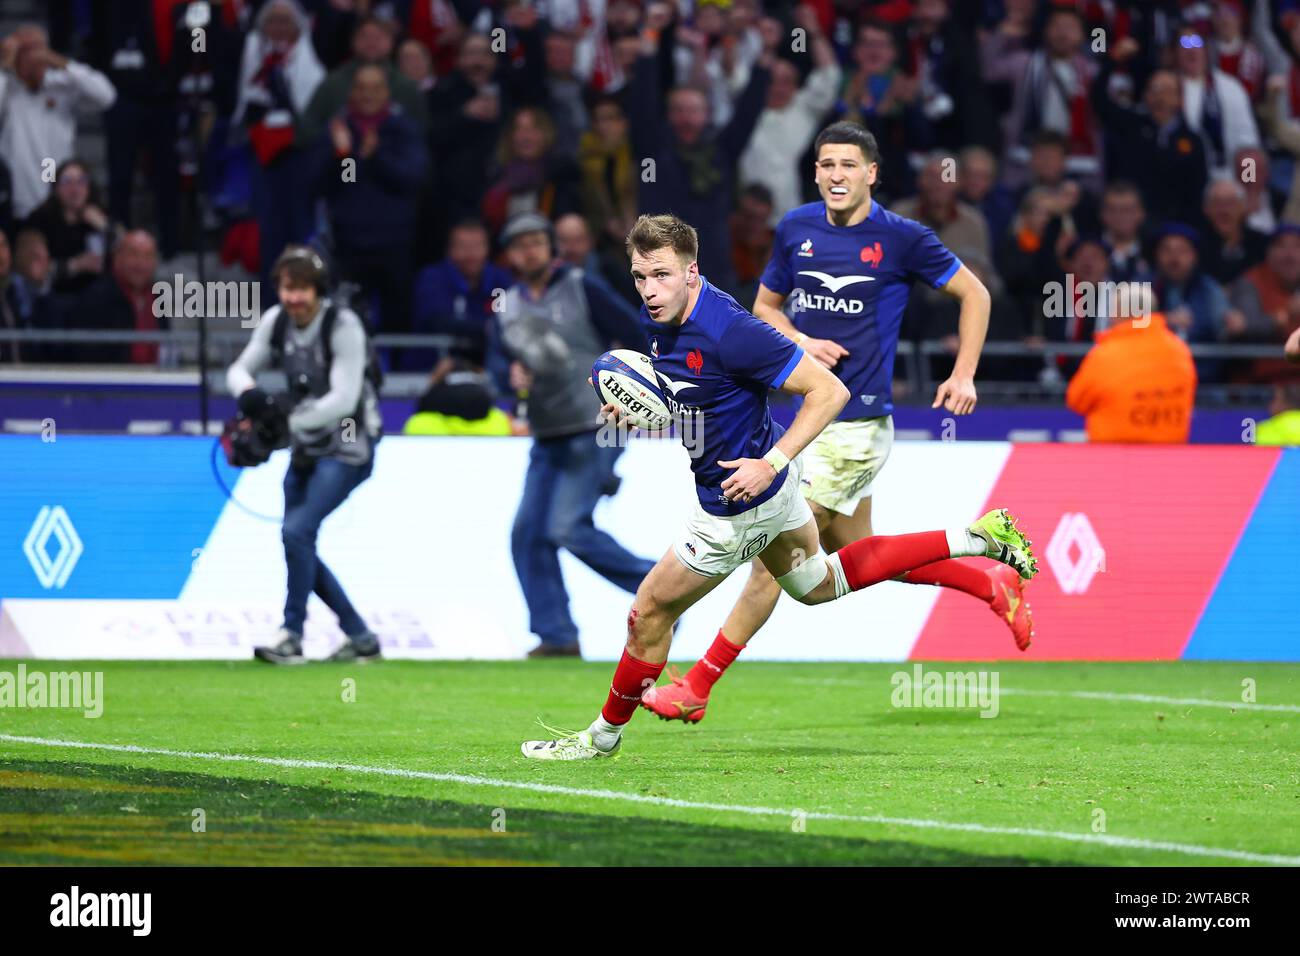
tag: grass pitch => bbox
[1,659,1296,866]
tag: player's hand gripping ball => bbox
[591,349,673,430]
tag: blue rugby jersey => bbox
[759,200,961,418]
[641,278,804,517]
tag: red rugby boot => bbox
[640,667,708,723]
[988,562,1035,651]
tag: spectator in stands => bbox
[1098,182,1151,283]
[0,157,12,241]
[984,6,1102,190]
[894,153,994,279]
[1200,178,1268,284]
[555,212,637,307]
[89,0,180,261]
[429,31,517,225]
[837,20,922,202]
[488,212,653,658]
[409,219,510,372]
[1091,51,1206,226]
[730,183,775,309]
[233,0,326,282]
[0,229,60,363]
[0,25,116,220]
[904,0,994,155]
[1066,285,1197,443]
[577,94,637,257]
[1175,24,1258,178]
[1212,0,1265,100]
[673,2,765,131]
[298,15,431,148]
[22,159,112,298]
[739,6,841,225]
[1235,145,1278,233]
[1152,223,1232,346]
[1257,74,1300,226]
[1018,130,1100,237]
[76,230,162,365]
[11,229,52,299]
[629,3,774,298]
[314,63,429,337]
[997,186,1070,341]
[543,30,588,160]
[1058,235,1115,349]
[958,146,1016,247]
[405,0,465,78]
[396,37,436,92]
[1227,225,1300,381]
[480,106,582,235]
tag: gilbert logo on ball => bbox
[592,349,672,429]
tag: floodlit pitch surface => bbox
[0,660,1296,866]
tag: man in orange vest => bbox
[1066,283,1197,442]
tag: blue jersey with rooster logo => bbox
[641,277,804,516]
[760,200,961,419]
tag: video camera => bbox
[221,388,292,467]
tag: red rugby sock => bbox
[601,649,665,725]
[685,630,744,696]
[835,531,951,591]
[900,559,994,602]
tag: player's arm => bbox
[933,263,991,415]
[719,354,848,502]
[753,283,849,369]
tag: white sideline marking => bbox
[791,680,1300,712]
[1,733,1296,865]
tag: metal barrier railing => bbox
[0,328,1289,403]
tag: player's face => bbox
[814,144,876,215]
[630,247,698,325]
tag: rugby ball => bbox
[592,349,672,429]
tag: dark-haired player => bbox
[642,122,1033,725]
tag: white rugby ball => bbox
[591,349,672,429]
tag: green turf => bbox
[1,659,1297,866]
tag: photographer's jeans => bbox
[282,455,374,637]
[510,430,655,647]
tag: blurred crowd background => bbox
[3,0,1300,415]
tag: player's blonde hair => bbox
[625,214,698,268]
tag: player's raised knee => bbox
[775,550,842,605]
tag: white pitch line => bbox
[998,688,1300,713]
[1,733,1296,866]
[790,680,1300,712]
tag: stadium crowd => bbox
[2,0,1300,399]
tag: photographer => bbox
[226,245,382,664]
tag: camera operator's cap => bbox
[500,212,553,247]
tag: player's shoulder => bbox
[693,279,775,347]
[776,201,829,234]
[870,200,933,237]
